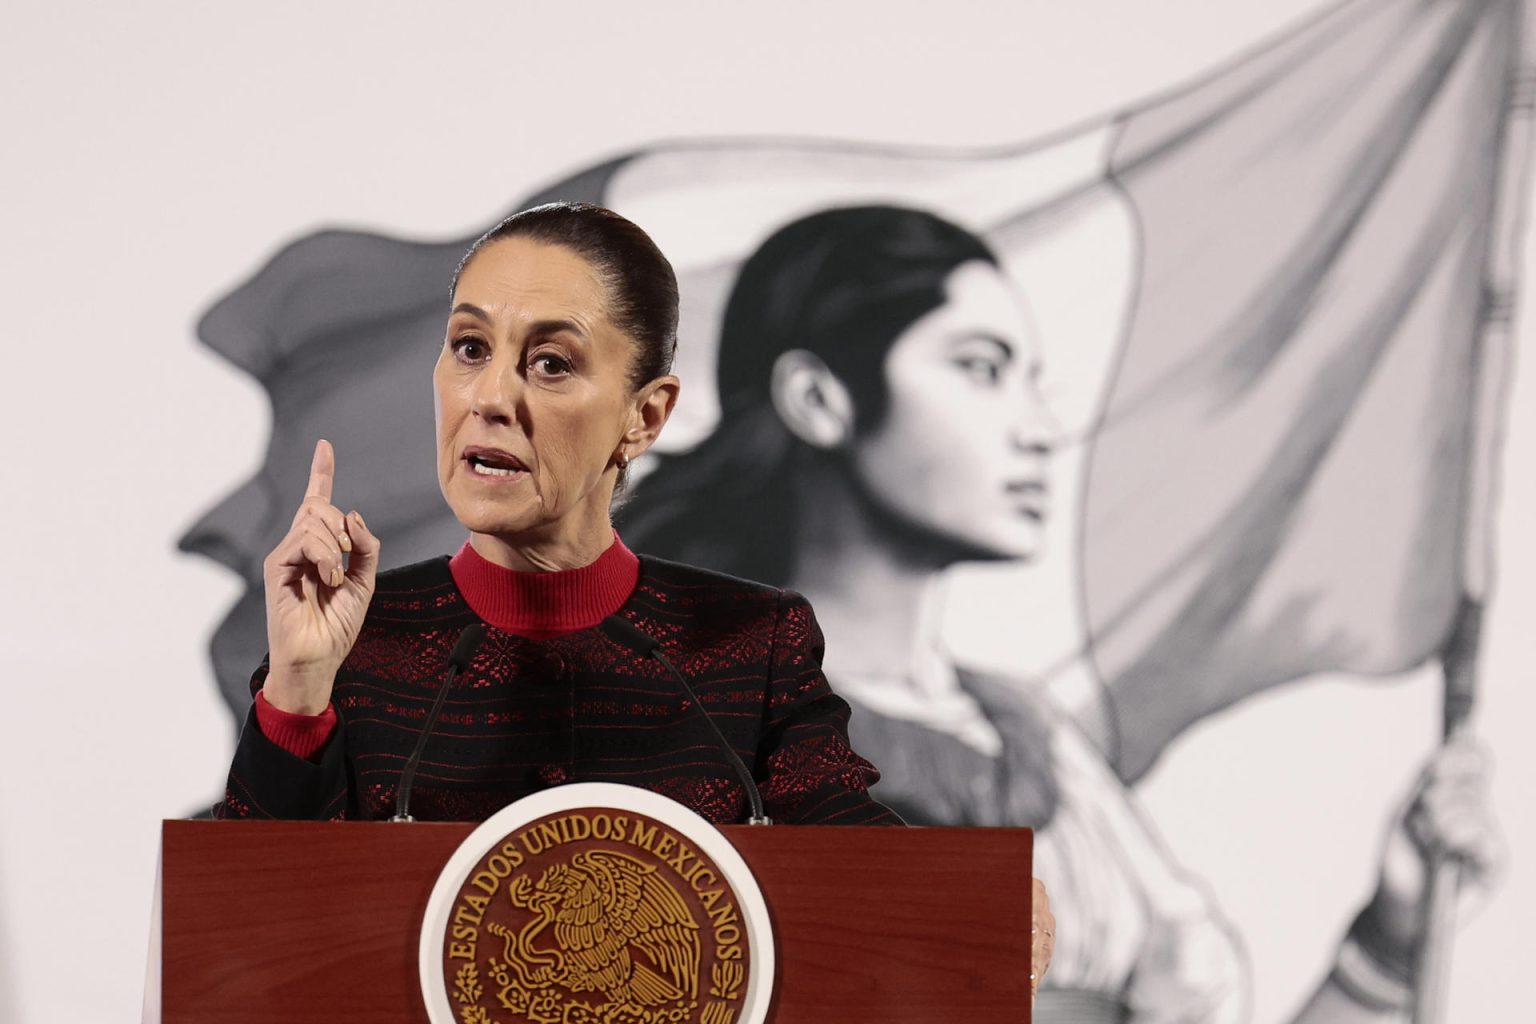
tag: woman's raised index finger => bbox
[305,439,336,502]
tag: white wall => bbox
[1,2,1529,1020]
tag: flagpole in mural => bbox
[1414,603,1479,1021]
[1414,29,1536,1019]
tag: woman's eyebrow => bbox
[450,302,492,322]
[526,318,589,341]
[952,332,1016,359]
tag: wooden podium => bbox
[146,820,1033,1023]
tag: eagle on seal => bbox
[498,849,703,1008]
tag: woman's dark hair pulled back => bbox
[622,205,998,585]
[452,201,679,389]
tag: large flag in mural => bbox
[185,0,1529,791]
[1076,0,1530,779]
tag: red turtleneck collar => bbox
[448,533,640,639]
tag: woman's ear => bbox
[770,349,855,449]
[620,375,681,458]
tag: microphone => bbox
[601,615,771,825]
[392,623,487,822]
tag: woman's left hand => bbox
[1031,876,1055,1003]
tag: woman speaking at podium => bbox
[211,199,1059,994]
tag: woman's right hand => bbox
[261,439,380,714]
[1353,736,1501,969]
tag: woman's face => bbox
[849,260,1055,560]
[434,236,646,542]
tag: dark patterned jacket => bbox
[217,555,901,825]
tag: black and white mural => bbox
[2,1,1530,1020]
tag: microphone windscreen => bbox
[600,615,661,654]
[448,623,487,670]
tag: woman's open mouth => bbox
[463,446,529,479]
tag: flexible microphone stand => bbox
[601,615,771,825]
[392,623,487,822]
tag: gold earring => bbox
[615,450,630,469]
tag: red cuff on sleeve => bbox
[254,690,338,761]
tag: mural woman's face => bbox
[849,260,1055,560]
